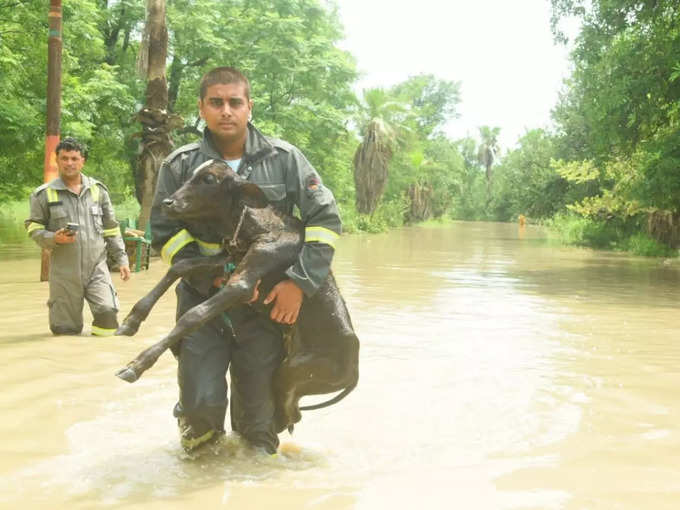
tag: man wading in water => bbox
[150,67,342,454]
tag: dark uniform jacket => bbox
[151,123,342,297]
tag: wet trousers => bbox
[48,259,120,336]
[172,280,284,453]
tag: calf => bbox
[115,160,359,433]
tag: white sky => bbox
[337,0,576,150]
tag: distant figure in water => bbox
[518,214,527,227]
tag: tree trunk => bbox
[135,0,180,231]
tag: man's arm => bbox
[264,146,341,324]
[25,191,57,249]
[283,147,341,297]
[99,187,130,280]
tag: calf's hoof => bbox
[115,319,140,336]
[116,366,140,383]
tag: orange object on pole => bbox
[41,0,63,281]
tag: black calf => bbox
[115,160,359,433]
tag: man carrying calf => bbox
[151,67,342,454]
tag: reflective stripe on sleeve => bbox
[304,226,339,248]
[196,238,222,256]
[103,227,120,237]
[161,228,195,264]
[26,222,46,234]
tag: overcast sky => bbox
[336,0,576,150]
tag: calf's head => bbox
[163,160,268,224]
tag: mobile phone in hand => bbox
[65,222,80,236]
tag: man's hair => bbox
[55,137,88,160]
[199,67,251,101]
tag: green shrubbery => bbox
[340,197,408,234]
[546,213,677,257]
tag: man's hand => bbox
[119,265,131,281]
[213,275,227,288]
[213,275,261,303]
[54,227,76,244]
[264,279,303,324]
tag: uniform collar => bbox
[201,123,278,178]
[50,174,91,192]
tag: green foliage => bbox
[448,137,488,220]
[541,0,680,255]
[547,212,677,256]
[341,197,408,234]
[356,77,462,219]
[0,0,478,237]
[489,129,567,221]
[622,232,676,257]
[546,213,623,249]
[113,194,142,223]
[391,74,461,138]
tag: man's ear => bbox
[238,182,268,208]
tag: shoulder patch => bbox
[305,174,322,191]
[165,143,200,164]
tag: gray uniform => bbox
[26,175,129,336]
[151,124,341,452]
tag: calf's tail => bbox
[299,381,357,411]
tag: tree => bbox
[477,126,500,198]
[391,74,461,138]
[352,88,408,214]
[490,129,568,221]
[135,0,181,230]
[550,0,680,244]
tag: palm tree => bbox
[353,88,408,215]
[477,126,501,197]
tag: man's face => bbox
[56,150,85,181]
[199,82,253,146]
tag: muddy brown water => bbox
[0,221,679,509]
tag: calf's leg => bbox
[116,242,296,382]
[116,254,230,336]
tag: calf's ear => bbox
[237,182,269,208]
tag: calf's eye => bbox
[203,173,217,184]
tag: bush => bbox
[547,213,678,257]
[622,233,676,257]
[547,213,620,248]
[339,197,408,234]
[113,194,141,223]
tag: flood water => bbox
[1,221,679,509]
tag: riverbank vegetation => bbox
[1,0,678,256]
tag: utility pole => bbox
[41,0,62,281]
